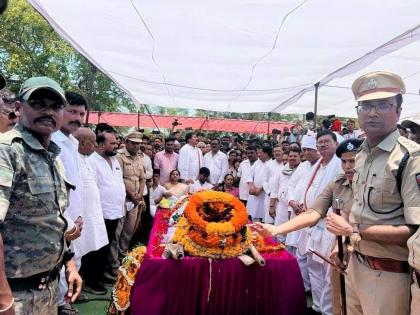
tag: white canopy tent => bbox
[28,0,420,116]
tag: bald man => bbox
[74,127,97,156]
[74,127,109,294]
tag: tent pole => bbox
[267,112,272,139]
[137,109,140,129]
[313,82,320,128]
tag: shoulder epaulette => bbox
[397,136,420,157]
[0,129,22,145]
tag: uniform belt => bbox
[355,252,409,273]
[412,269,420,288]
[7,265,61,291]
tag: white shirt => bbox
[266,159,285,198]
[343,129,362,139]
[139,153,153,195]
[52,131,82,226]
[247,159,270,193]
[189,180,213,193]
[203,150,229,184]
[237,159,253,200]
[178,144,203,182]
[88,152,126,220]
[150,184,167,206]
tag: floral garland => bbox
[184,191,248,236]
[173,217,253,258]
[108,246,147,315]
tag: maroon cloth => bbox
[130,209,306,315]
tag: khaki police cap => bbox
[401,113,420,129]
[352,71,405,102]
[125,131,143,143]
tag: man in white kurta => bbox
[265,146,285,224]
[203,139,228,185]
[237,146,258,205]
[269,148,301,242]
[302,131,341,315]
[74,128,109,294]
[51,93,87,312]
[178,133,203,184]
[246,147,271,221]
[286,135,320,293]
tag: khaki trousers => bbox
[13,279,58,315]
[330,268,342,315]
[411,281,420,315]
[345,254,410,315]
[111,205,142,266]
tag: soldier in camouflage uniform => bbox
[0,77,82,315]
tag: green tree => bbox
[0,0,137,112]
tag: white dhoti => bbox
[247,192,266,220]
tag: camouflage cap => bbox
[125,131,143,143]
[19,76,66,104]
[0,73,5,90]
[352,71,405,102]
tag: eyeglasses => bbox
[355,102,395,114]
[27,99,65,111]
[317,139,333,146]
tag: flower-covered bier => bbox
[173,191,252,258]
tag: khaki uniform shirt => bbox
[350,129,420,261]
[117,149,145,200]
[312,174,353,219]
[0,125,70,278]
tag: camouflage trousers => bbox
[13,279,58,315]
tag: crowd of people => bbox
[0,66,419,315]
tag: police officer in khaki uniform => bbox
[0,77,83,315]
[115,132,146,261]
[326,71,420,315]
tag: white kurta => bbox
[303,156,342,259]
[52,131,82,224]
[52,131,84,257]
[285,161,317,249]
[140,153,153,195]
[189,180,213,193]
[264,159,285,223]
[237,159,252,201]
[246,159,270,220]
[178,144,203,182]
[88,152,126,220]
[203,150,229,185]
[273,164,297,227]
[72,154,108,257]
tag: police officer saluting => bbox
[0,77,82,315]
[326,71,420,315]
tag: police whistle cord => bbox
[334,198,347,315]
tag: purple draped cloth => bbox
[130,210,306,315]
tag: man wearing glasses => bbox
[0,77,82,314]
[327,71,420,315]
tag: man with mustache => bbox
[325,72,420,315]
[88,132,126,285]
[0,77,82,315]
[52,92,90,314]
